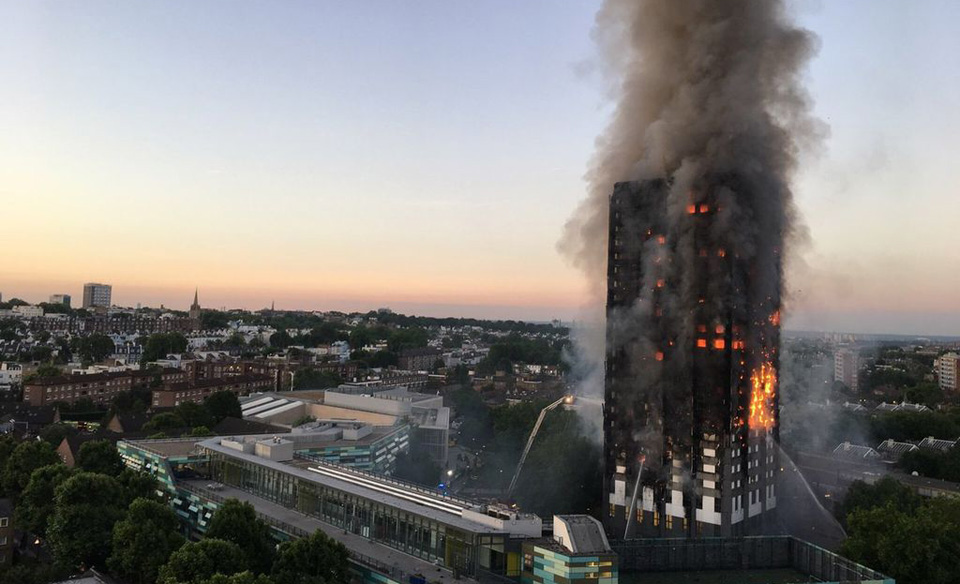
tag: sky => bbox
[1,1,959,334]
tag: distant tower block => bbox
[603,180,781,538]
[82,283,112,309]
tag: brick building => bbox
[398,347,442,371]
[151,374,273,408]
[22,368,187,406]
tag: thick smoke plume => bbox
[562,1,824,422]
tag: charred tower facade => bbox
[604,179,781,538]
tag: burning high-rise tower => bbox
[603,177,782,538]
[557,0,819,539]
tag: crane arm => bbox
[506,396,568,497]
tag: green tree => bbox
[387,328,428,353]
[300,323,346,347]
[15,464,73,538]
[272,530,350,584]
[190,425,214,437]
[76,440,124,476]
[513,410,602,517]
[0,560,69,584]
[269,329,293,349]
[836,477,923,526]
[143,412,187,434]
[842,498,960,584]
[222,333,247,349]
[36,363,63,378]
[177,401,215,428]
[29,345,53,362]
[48,472,127,568]
[141,332,190,363]
[205,390,243,422]
[39,423,78,446]
[2,440,61,495]
[108,498,186,584]
[201,310,231,330]
[348,326,375,351]
[0,434,17,479]
[200,573,275,584]
[367,350,398,369]
[110,387,153,415]
[158,539,247,584]
[118,468,161,504]
[451,364,470,387]
[291,416,317,428]
[70,333,116,364]
[292,369,342,390]
[205,499,276,574]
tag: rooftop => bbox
[553,515,611,555]
[197,435,524,534]
[180,479,471,584]
[832,442,881,461]
[133,437,205,457]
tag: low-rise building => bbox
[876,439,918,461]
[118,433,542,579]
[0,362,23,392]
[22,368,187,406]
[522,516,618,584]
[399,347,442,371]
[152,374,273,408]
[13,305,44,319]
[0,403,60,433]
[918,436,958,452]
[49,294,72,307]
[832,442,881,462]
[23,371,134,406]
[0,498,12,566]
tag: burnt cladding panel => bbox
[603,180,669,535]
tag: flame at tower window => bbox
[749,362,776,431]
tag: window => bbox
[609,504,615,517]
[653,511,660,526]
[0,518,7,527]
[665,515,673,529]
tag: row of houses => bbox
[833,435,959,462]
[841,400,932,414]
[21,367,272,408]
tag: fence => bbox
[613,536,893,583]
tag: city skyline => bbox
[3,1,960,334]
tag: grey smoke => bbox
[561,1,826,427]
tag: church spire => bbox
[189,287,202,327]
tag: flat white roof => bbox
[198,436,507,534]
[254,400,301,419]
[241,396,276,411]
[244,399,289,416]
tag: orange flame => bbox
[749,362,776,431]
[769,310,781,327]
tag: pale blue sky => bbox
[1,1,959,334]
